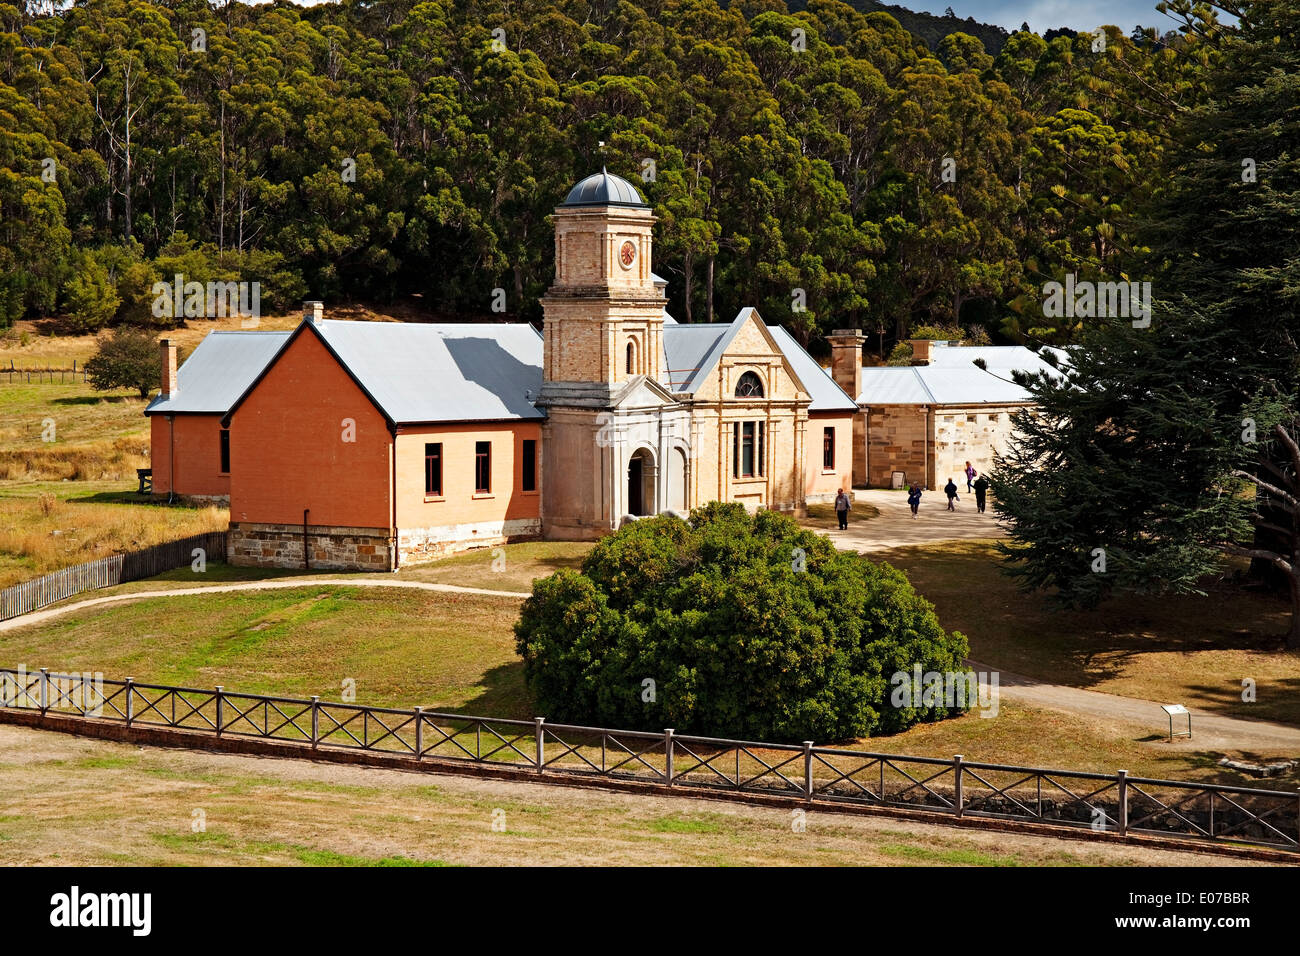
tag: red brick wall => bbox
[150,413,230,498]
[228,329,393,529]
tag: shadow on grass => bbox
[51,395,137,406]
[873,540,1298,724]
[453,661,531,722]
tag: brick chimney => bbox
[908,339,933,365]
[303,300,324,324]
[160,339,178,398]
[827,329,865,402]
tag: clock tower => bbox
[538,170,670,538]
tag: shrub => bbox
[514,503,969,742]
[84,327,159,398]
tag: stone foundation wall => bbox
[229,523,395,571]
[397,517,542,566]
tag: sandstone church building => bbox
[147,171,862,571]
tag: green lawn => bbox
[0,584,529,718]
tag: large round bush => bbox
[514,503,969,742]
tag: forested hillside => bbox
[789,0,1009,54]
[0,0,1218,353]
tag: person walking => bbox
[906,482,921,518]
[973,474,989,514]
[944,477,959,511]
[964,461,977,493]
[834,488,851,530]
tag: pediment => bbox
[609,374,681,410]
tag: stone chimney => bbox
[302,300,324,324]
[160,339,178,398]
[908,338,933,365]
[827,329,865,402]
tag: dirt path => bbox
[833,489,1004,550]
[973,663,1300,754]
[0,576,529,634]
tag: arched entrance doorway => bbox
[628,448,655,516]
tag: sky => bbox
[915,0,1180,32]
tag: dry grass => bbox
[0,382,151,481]
[877,540,1300,728]
[0,481,227,587]
[0,724,1246,866]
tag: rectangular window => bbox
[475,441,491,494]
[522,439,537,492]
[424,442,442,496]
[823,426,835,470]
[734,421,766,478]
[219,427,230,474]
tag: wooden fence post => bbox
[215,686,223,737]
[804,741,814,802]
[534,717,545,773]
[664,728,674,786]
[1118,770,1129,835]
[954,755,964,818]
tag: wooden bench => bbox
[137,468,152,494]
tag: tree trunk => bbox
[1288,571,1300,650]
[683,249,694,323]
[706,256,715,323]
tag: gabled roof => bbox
[766,326,857,413]
[223,320,544,428]
[145,330,291,415]
[857,343,1062,406]
[658,310,854,412]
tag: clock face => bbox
[619,240,637,270]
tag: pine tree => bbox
[993,0,1300,646]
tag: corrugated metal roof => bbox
[927,343,1061,378]
[857,367,937,405]
[766,326,857,413]
[857,343,1067,406]
[920,366,1035,405]
[145,330,291,414]
[313,321,544,423]
[661,323,728,391]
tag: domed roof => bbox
[562,168,648,208]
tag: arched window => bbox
[626,341,636,375]
[734,371,764,398]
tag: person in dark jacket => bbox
[834,488,851,530]
[944,478,959,511]
[973,474,989,513]
[906,482,921,518]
